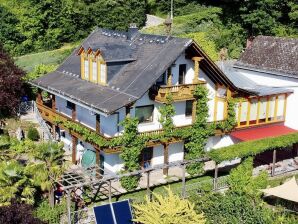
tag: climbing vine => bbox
[184,85,214,175]
[216,98,237,133]
[158,94,175,141]
[119,117,145,191]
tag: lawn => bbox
[15,43,78,72]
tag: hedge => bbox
[208,132,298,163]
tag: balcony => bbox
[149,82,205,103]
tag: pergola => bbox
[52,157,210,224]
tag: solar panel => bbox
[93,200,134,224]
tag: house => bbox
[30,28,295,174]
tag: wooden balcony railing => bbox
[149,82,205,103]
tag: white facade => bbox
[237,69,298,130]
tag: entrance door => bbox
[140,147,153,168]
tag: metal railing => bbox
[32,101,54,141]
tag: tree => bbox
[0,201,44,224]
[0,43,25,117]
[0,160,36,206]
[133,187,206,224]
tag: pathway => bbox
[144,14,165,29]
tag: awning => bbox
[231,124,297,141]
[261,177,298,203]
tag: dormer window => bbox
[78,47,107,85]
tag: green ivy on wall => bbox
[184,85,214,175]
[216,98,237,133]
[158,94,175,142]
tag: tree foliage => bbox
[0,44,24,117]
[0,201,44,224]
[0,0,146,56]
[133,187,206,224]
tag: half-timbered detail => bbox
[30,28,296,175]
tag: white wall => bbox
[56,96,72,117]
[238,69,298,130]
[151,145,164,166]
[168,142,184,162]
[102,152,124,174]
[205,135,236,151]
[172,101,193,126]
[171,53,195,85]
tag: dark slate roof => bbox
[31,27,238,114]
[221,61,293,96]
[234,36,298,78]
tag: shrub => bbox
[35,199,66,224]
[133,187,206,224]
[120,175,140,191]
[27,126,40,141]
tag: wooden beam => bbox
[163,143,169,176]
[265,96,270,122]
[146,171,151,200]
[37,89,43,105]
[192,57,203,83]
[274,95,278,121]
[96,114,100,133]
[213,86,218,122]
[181,164,186,199]
[72,136,78,164]
[272,149,277,177]
[256,98,260,124]
[51,95,56,111]
[246,99,251,126]
[237,100,242,127]
[80,51,85,79]
[283,94,287,120]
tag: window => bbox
[135,105,154,123]
[84,60,89,80]
[185,100,193,117]
[179,64,186,84]
[157,72,166,85]
[100,63,106,83]
[66,101,75,110]
[92,61,97,82]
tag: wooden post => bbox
[66,191,71,224]
[146,171,151,200]
[163,143,169,176]
[181,164,186,199]
[52,95,56,111]
[96,114,100,133]
[52,124,56,138]
[72,104,76,120]
[37,89,43,105]
[272,149,277,176]
[72,136,78,164]
[49,187,55,207]
[191,57,203,83]
[214,164,218,191]
[108,180,112,203]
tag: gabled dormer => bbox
[78,47,107,85]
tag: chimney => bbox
[127,23,139,40]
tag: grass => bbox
[15,43,78,72]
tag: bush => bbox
[27,126,40,141]
[0,201,44,224]
[120,175,140,191]
[35,200,66,224]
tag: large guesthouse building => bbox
[30,27,297,174]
